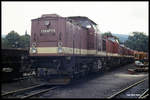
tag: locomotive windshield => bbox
[78,20,100,33]
[79,21,91,29]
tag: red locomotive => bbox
[30,14,134,82]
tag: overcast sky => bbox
[2,1,149,36]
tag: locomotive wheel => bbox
[92,59,103,72]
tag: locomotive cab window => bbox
[92,24,99,33]
[79,21,92,29]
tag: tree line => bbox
[2,30,30,49]
[124,32,148,52]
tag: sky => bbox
[2,1,149,36]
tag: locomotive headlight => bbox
[58,47,63,53]
[32,48,37,53]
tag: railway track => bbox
[2,84,59,98]
[107,77,149,98]
[138,89,149,98]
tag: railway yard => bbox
[1,63,149,98]
[1,14,149,99]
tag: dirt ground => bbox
[39,64,148,98]
[1,63,148,98]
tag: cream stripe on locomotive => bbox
[37,47,57,54]
[30,47,134,57]
[87,50,96,54]
[30,47,87,55]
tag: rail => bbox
[107,77,148,98]
[2,83,59,98]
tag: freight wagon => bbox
[134,51,148,63]
[1,48,30,82]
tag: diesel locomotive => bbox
[29,14,134,82]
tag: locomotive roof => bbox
[41,14,62,17]
[31,14,62,21]
[67,16,97,25]
[31,14,97,25]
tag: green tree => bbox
[19,34,30,49]
[124,32,148,52]
[2,30,30,49]
[3,30,20,48]
[2,37,8,48]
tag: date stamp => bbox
[126,94,140,96]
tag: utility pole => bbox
[25,30,27,36]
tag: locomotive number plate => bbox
[41,29,56,33]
